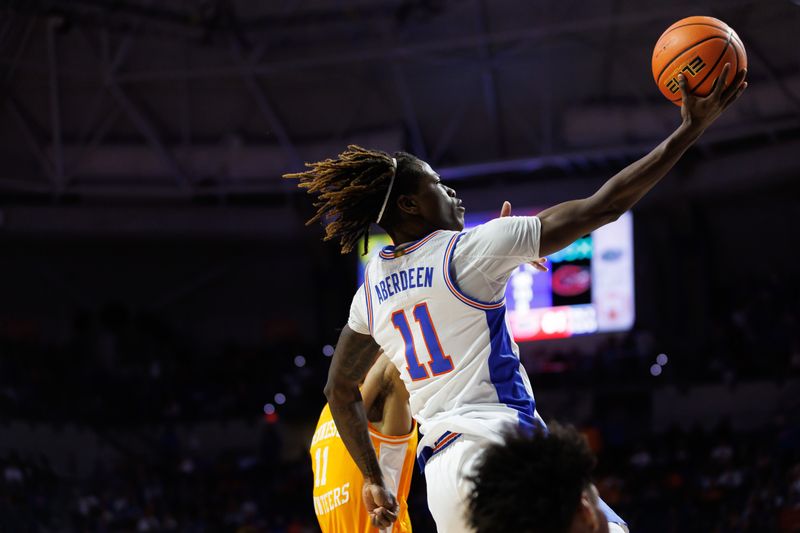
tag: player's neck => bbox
[387,224,438,249]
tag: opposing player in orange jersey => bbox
[310,353,417,533]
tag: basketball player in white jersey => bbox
[286,65,746,532]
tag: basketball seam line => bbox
[656,35,728,89]
[655,22,745,67]
[660,22,731,36]
[672,31,733,102]
[660,23,746,60]
[670,34,739,102]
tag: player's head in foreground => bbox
[283,145,464,254]
[468,424,609,533]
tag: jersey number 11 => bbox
[391,302,454,381]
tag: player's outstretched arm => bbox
[537,64,747,257]
[324,325,399,527]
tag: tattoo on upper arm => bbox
[336,332,380,383]
[326,329,389,483]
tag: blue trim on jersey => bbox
[442,233,505,311]
[379,230,442,260]
[599,498,627,527]
[416,431,462,473]
[485,306,538,432]
[416,447,432,473]
[415,308,539,472]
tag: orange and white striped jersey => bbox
[310,403,417,533]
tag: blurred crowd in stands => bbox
[2,418,799,532]
[0,426,314,532]
[0,303,329,425]
[595,419,800,532]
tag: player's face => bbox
[411,162,465,231]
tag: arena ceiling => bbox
[0,0,798,205]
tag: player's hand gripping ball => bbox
[652,16,747,105]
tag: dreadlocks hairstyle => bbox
[468,423,597,533]
[284,145,418,255]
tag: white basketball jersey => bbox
[351,227,544,469]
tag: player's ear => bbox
[396,194,419,216]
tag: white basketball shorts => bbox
[424,434,485,533]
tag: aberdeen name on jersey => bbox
[373,266,434,304]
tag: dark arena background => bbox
[1,1,799,532]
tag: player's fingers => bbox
[370,505,389,516]
[375,489,397,509]
[733,67,747,86]
[500,201,511,218]
[722,68,747,102]
[711,63,731,99]
[374,517,391,528]
[723,81,748,108]
[722,80,747,108]
[678,73,690,106]
[371,507,397,527]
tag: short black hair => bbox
[468,424,597,533]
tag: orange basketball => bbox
[652,16,747,105]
